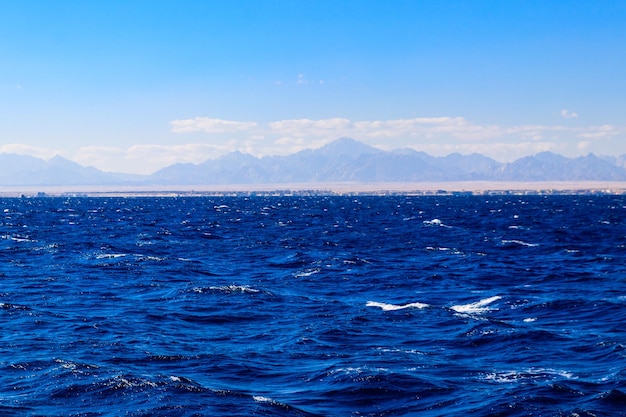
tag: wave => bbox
[423,218,451,227]
[2,195,624,417]
[193,285,261,294]
[366,301,429,311]
[482,368,575,384]
[501,239,539,247]
[450,296,502,314]
[1,234,36,242]
[367,296,502,315]
[294,268,321,278]
[95,253,127,259]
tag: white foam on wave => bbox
[253,395,273,403]
[450,296,501,314]
[501,239,538,247]
[375,347,426,355]
[136,255,166,262]
[95,253,127,259]
[483,368,575,384]
[107,375,158,389]
[252,395,292,408]
[366,301,429,311]
[1,234,36,243]
[426,246,451,251]
[207,285,260,294]
[294,268,321,278]
[329,366,390,376]
[423,218,451,228]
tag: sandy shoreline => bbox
[2,181,626,196]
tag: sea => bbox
[0,194,625,416]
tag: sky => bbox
[1,0,626,175]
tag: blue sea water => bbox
[0,195,625,416]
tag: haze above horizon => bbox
[2,1,625,174]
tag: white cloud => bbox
[576,124,618,139]
[264,117,591,144]
[353,117,468,138]
[268,118,352,134]
[170,117,257,134]
[275,136,305,146]
[561,109,579,119]
[295,73,325,85]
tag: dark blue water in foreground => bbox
[1,195,625,416]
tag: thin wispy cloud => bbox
[295,73,324,85]
[268,118,352,133]
[561,109,579,119]
[171,116,622,146]
[576,124,618,139]
[170,117,257,134]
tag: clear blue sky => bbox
[1,0,625,174]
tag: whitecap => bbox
[294,268,320,278]
[328,366,389,376]
[253,396,272,403]
[206,285,260,294]
[107,375,158,389]
[136,255,165,262]
[2,234,36,243]
[501,239,538,247]
[423,218,450,227]
[374,347,426,355]
[366,301,429,311]
[483,368,575,384]
[95,253,127,259]
[450,296,501,314]
[252,395,292,408]
[426,246,451,251]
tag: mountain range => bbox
[1,138,626,187]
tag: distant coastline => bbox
[2,181,626,197]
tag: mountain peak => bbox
[316,137,382,158]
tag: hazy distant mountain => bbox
[0,154,138,186]
[149,138,626,184]
[601,154,626,170]
[494,152,626,181]
[2,138,626,187]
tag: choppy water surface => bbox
[1,195,625,416]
